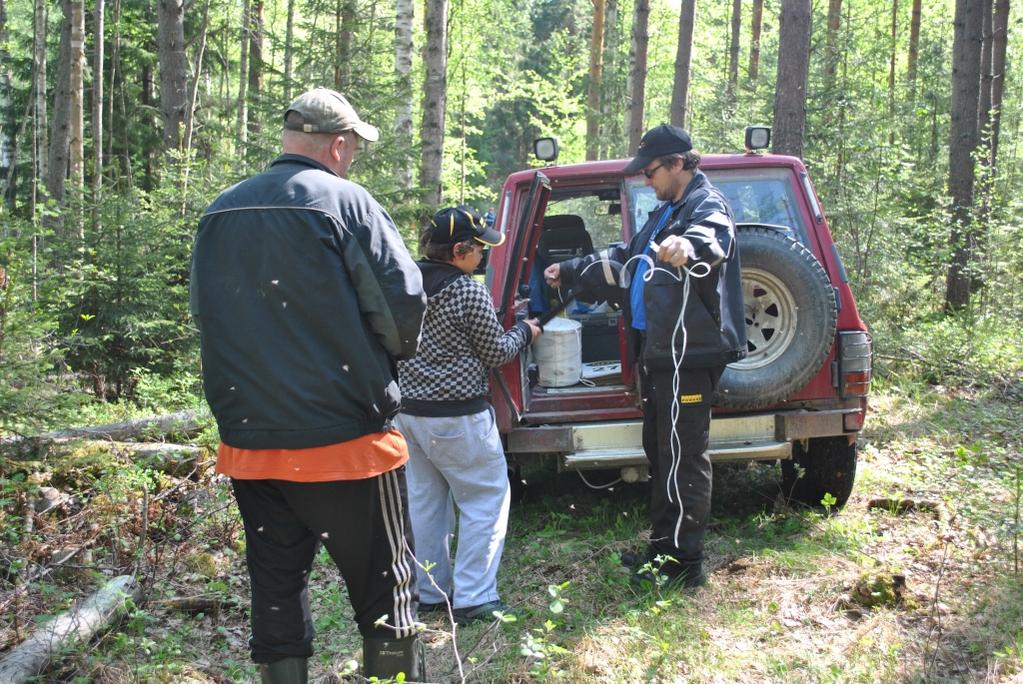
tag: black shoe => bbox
[362,634,426,682]
[418,600,448,614]
[630,560,706,590]
[620,546,654,569]
[259,656,308,684]
[452,600,507,626]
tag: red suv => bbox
[484,130,871,507]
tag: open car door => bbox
[491,171,551,433]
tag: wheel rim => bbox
[734,267,798,370]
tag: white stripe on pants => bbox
[395,409,510,609]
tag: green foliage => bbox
[518,583,573,679]
[876,311,1023,389]
[38,168,210,404]
[0,227,87,435]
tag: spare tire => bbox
[717,227,838,409]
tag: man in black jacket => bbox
[544,124,746,589]
[191,88,427,682]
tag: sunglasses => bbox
[642,163,663,179]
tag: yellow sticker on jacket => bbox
[679,393,703,404]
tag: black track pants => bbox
[640,366,722,563]
[231,469,419,664]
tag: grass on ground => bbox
[1,385,1021,682]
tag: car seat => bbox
[529,215,594,315]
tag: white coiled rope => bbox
[575,247,713,547]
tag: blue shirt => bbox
[630,202,677,331]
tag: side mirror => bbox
[533,137,559,163]
[744,125,771,152]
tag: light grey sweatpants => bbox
[395,409,510,609]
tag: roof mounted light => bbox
[533,137,560,163]
[744,125,771,153]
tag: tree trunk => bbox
[944,0,983,311]
[978,0,993,141]
[586,0,606,161]
[69,0,84,183]
[46,0,72,208]
[333,1,342,88]
[0,0,13,210]
[727,0,741,102]
[626,0,650,151]
[394,0,414,193]
[42,441,202,475]
[236,0,249,149]
[247,0,263,138]
[887,0,898,144]
[67,0,84,243]
[180,0,210,215]
[906,0,921,99]
[670,0,696,128]
[0,409,206,459]
[748,0,763,85]
[182,0,210,159]
[973,0,994,296]
[335,0,355,92]
[824,0,841,86]
[989,0,1008,168]
[141,63,153,189]
[0,576,141,683]
[31,0,46,219]
[771,0,811,158]
[92,0,104,196]
[420,0,447,208]
[105,0,119,170]
[283,0,295,101]
[600,0,620,159]
[156,0,187,151]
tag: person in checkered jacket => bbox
[396,206,541,626]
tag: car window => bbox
[544,195,624,251]
[626,168,810,245]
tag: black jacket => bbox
[559,170,747,371]
[190,154,426,449]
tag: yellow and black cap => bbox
[428,206,505,247]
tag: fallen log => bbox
[152,593,235,614]
[0,575,141,683]
[108,442,203,477]
[38,409,204,442]
[1,410,208,460]
[17,441,204,477]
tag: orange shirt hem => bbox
[215,428,408,482]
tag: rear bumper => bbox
[505,405,864,471]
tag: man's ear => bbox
[331,134,346,161]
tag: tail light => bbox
[835,331,872,398]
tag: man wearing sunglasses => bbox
[543,123,746,590]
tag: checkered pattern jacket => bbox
[399,262,532,411]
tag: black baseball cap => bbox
[428,206,505,247]
[623,124,694,174]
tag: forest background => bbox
[0,0,1022,681]
[0,0,1020,422]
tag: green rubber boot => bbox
[362,634,426,682]
[259,656,308,684]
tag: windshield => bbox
[626,167,810,245]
